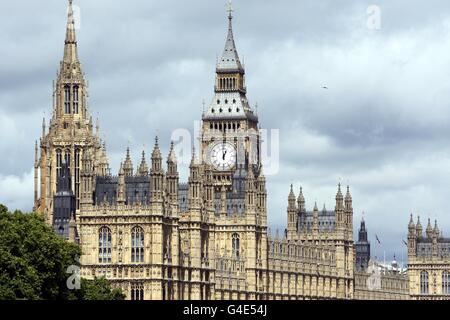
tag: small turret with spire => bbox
[335,183,344,227]
[150,136,164,203]
[287,184,297,237]
[123,147,134,177]
[416,216,423,238]
[166,142,179,208]
[117,163,126,205]
[426,218,433,238]
[137,150,149,176]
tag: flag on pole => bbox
[375,234,381,244]
[402,239,408,246]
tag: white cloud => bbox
[0,169,33,212]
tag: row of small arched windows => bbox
[219,77,237,90]
[209,122,241,131]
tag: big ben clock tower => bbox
[200,3,261,190]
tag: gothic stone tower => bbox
[200,6,261,189]
[34,0,105,224]
[197,6,268,299]
[355,217,370,270]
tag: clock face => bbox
[210,142,236,171]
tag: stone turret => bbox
[138,150,149,176]
[287,184,297,237]
[312,202,319,233]
[166,142,179,207]
[335,183,344,228]
[123,147,134,177]
[150,137,164,203]
[416,216,423,238]
[426,218,433,239]
[117,163,126,204]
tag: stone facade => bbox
[33,1,421,301]
[407,215,450,300]
[354,260,409,300]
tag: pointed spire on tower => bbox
[123,146,133,176]
[152,136,162,159]
[297,186,305,212]
[345,185,352,200]
[416,216,423,238]
[217,0,243,72]
[426,218,433,238]
[434,220,440,237]
[138,150,149,176]
[408,214,415,233]
[168,141,177,164]
[64,0,79,63]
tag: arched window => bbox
[56,149,62,178]
[64,85,71,114]
[73,85,79,114]
[75,149,80,209]
[443,271,450,294]
[98,227,112,263]
[131,283,144,300]
[420,271,429,295]
[131,226,144,263]
[232,233,240,258]
[64,150,71,171]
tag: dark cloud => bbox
[1,0,450,261]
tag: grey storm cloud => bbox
[2,0,450,263]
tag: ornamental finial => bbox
[227,0,233,19]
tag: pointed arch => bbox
[131,226,145,263]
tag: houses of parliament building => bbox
[33,1,413,300]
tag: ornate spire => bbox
[434,220,440,237]
[345,185,352,201]
[217,0,244,73]
[152,136,162,159]
[426,218,433,238]
[168,141,177,164]
[64,0,79,64]
[408,214,415,232]
[288,184,296,209]
[297,186,305,205]
[138,150,149,176]
[123,147,134,176]
[416,216,423,237]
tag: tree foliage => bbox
[0,205,124,300]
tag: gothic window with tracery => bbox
[64,85,71,114]
[443,271,450,294]
[56,149,62,178]
[74,149,80,209]
[232,233,240,258]
[131,283,144,300]
[420,271,429,295]
[131,226,144,263]
[98,227,112,263]
[73,85,79,114]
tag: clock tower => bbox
[200,4,261,190]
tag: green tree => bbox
[71,277,125,300]
[0,205,124,300]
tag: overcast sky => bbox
[2,0,450,264]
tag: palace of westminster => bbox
[31,1,450,300]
